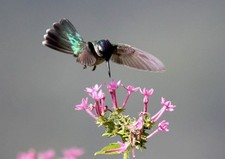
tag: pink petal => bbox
[75,97,88,110]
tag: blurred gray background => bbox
[1,0,225,158]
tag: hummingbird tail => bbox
[106,61,111,78]
[42,19,80,55]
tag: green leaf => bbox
[95,143,121,155]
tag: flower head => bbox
[140,88,154,103]
[85,84,102,94]
[85,84,102,100]
[74,97,88,110]
[105,80,121,109]
[122,84,140,94]
[91,89,105,100]
[75,80,176,158]
[151,97,176,122]
[106,80,121,92]
[139,88,154,112]
[147,120,170,139]
[75,97,97,119]
[161,97,176,111]
[122,84,140,108]
[158,120,169,132]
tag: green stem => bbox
[123,151,129,159]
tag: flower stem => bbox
[123,151,129,159]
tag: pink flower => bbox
[63,147,85,159]
[147,120,169,139]
[38,149,55,159]
[122,84,140,95]
[161,97,176,111]
[90,89,105,116]
[85,84,101,94]
[151,97,176,122]
[17,150,36,159]
[91,89,105,100]
[75,97,97,119]
[106,80,121,109]
[106,80,121,92]
[140,88,154,103]
[158,120,169,132]
[140,88,154,112]
[105,141,130,154]
[75,97,88,110]
[85,85,106,116]
[121,84,140,108]
[85,84,102,100]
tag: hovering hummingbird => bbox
[42,18,165,77]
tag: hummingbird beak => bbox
[106,61,111,78]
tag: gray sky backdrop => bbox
[1,0,225,158]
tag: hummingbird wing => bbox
[111,44,165,72]
[43,18,96,66]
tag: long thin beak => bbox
[106,61,111,78]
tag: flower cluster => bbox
[75,80,176,158]
[17,147,84,159]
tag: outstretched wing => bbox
[42,18,96,66]
[111,44,165,72]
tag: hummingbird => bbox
[42,18,165,77]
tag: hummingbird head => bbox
[96,39,114,78]
[97,39,114,61]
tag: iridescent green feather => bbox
[67,33,85,56]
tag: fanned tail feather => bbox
[42,18,83,55]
